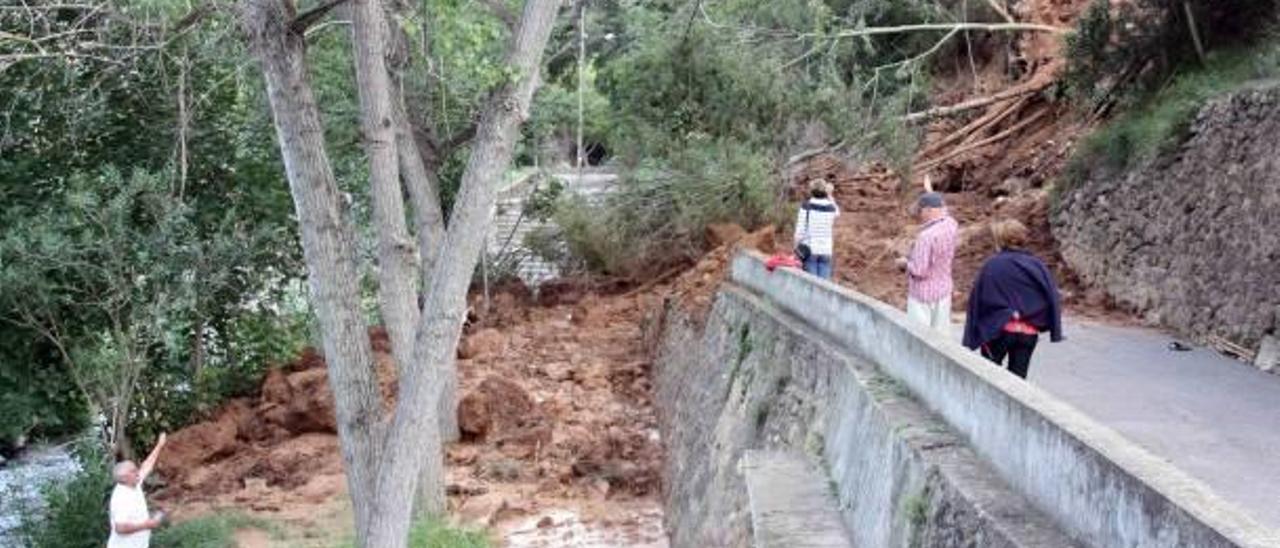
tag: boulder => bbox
[458,328,507,360]
[706,223,747,248]
[457,376,539,441]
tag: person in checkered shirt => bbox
[897,192,959,337]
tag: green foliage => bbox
[19,440,112,548]
[1063,44,1280,187]
[151,512,279,548]
[0,165,306,452]
[1063,0,1115,108]
[0,340,88,446]
[334,517,489,548]
[545,139,782,277]
[1,5,306,451]
[903,491,929,548]
[0,168,202,438]
[524,74,613,166]
[533,0,947,275]
[406,518,490,548]
[1063,0,1280,106]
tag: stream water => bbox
[0,445,80,547]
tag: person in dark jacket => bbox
[962,220,1064,379]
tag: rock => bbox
[569,303,595,326]
[243,477,268,492]
[705,223,747,248]
[496,423,553,459]
[446,444,480,465]
[458,328,506,360]
[457,394,491,438]
[457,494,510,527]
[537,516,555,528]
[996,176,1030,196]
[458,376,538,440]
[159,418,239,479]
[260,368,336,435]
[260,368,292,404]
[446,481,488,497]
[541,361,574,382]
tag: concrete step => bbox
[742,451,854,548]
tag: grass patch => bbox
[1064,43,1280,189]
[902,492,930,548]
[151,512,280,548]
[406,518,490,548]
[330,517,490,548]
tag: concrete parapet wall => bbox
[653,278,1076,547]
[725,251,1278,548]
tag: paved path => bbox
[988,317,1280,530]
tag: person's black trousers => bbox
[980,332,1040,378]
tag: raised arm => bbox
[138,432,166,482]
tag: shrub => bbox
[406,518,490,548]
[542,139,784,277]
[1064,0,1280,106]
[150,512,278,548]
[1060,42,1280,193]
[333,517,490,548]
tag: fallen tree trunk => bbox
[915,108,1051,172]
[916,96,1029,161]
[903,80,1051,123]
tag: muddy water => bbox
[501,504,667,548]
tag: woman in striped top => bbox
[794,179,840,279]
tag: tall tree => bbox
[240,0,560,545]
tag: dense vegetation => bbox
[1061,0,1280,187]
[1,2,307,456]
[0,0,983,458]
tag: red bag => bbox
[765,254,803,272]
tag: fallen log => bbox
[917,96,1029,161]
[915,108,1051,172]
[903,81,1051,123]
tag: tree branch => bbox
[832,21,1068,39]
[290,0,352,35]
[902,79,1050,123]
[438,124,476,156]
[478,0,517,31]
[915,107,1050,172]
[982,0,1015,24]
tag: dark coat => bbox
[962,249,1064,349]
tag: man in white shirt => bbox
[108,432,167,548]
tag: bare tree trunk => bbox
[350,0,418,380]
[190,319,205,378]
[395,103,446,278]
[392,101,458,445]
[363,0,560,544]
[351,0,458,513]
[383,13,456,442]
[240,0,384,541]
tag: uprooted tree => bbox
[240,0,559,545]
